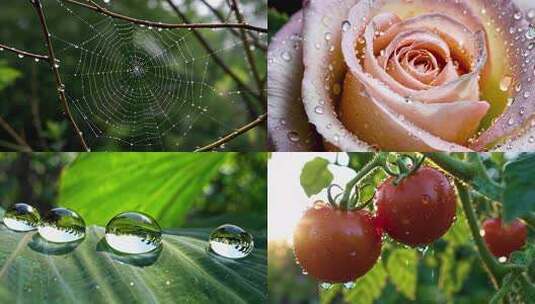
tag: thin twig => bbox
[30,64,47,149]
[198,0,266,52]
[229,0,265,105]
[164,0,261,117]
[0,140,31,152]
[0,116,32,151]
[194,113,266,151]
[0,42,48,61]
[60,0,267,32]
[32,0,89,151]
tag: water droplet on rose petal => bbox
[342,20,351,32]
[287,131,300,142]
[499,76,512,91]
[525,24,535,40]
[343,281,356,289]
[281,51,291,62]
[314,106,324,114]
[320,282,333,289]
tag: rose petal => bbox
[466,0,535,150]
[340,73,472,151]
[301,0,372,151]
[342,2,489,145]
[364,13,486,103]
[268,11,321,151]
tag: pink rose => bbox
[268,0,535,151]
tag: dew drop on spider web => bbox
[3,203,41,232]
[38,208,86,243]
[105,211,162,254]
[208,224,254,259]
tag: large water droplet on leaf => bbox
[209,224,254,259]
[3,203,40,232]
[38,208,86,243]
[105,211,162,254]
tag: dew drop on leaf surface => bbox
[209,224,254,259]
[38,207,86,243]
[2,203,40,232]
[105,211,162,254]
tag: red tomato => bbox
[482,218,527,258]
[293,201,382,283]
[375,166,456,247]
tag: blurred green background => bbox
[0,0,266,151]
[0,152,267,233]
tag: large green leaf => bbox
[0,222,266,303]
[386,248,417,300]
[502,153,535,221]
[58,153,228,228]
[300,157,333,197]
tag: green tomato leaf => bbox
[0,223,266,303]
[443,207,470,247]
[300,157,333,197]
[438,247,473,297]
[386,248,417,300]
[58,153,228,228]
[502,153,535,221]
[320,284,342,304]
[343,261,387,304]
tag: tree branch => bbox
[164,0,261,116]
[32,0,89,151]
[229,0,265,106]
[0,116,32,152]
[456,182,505,286]
[0,42,48,61]
[198,0,266,52]
[194,113,266,152]
[61,0,267,32]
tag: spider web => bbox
[47,0,264,151]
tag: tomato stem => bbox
[340,153,386,210]
[522,212,535,230]
[427,153,503,201]
[424,153,476,180]
[456,182,514,285]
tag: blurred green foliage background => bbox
[0,0,266,151]
[0,152,267,232]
